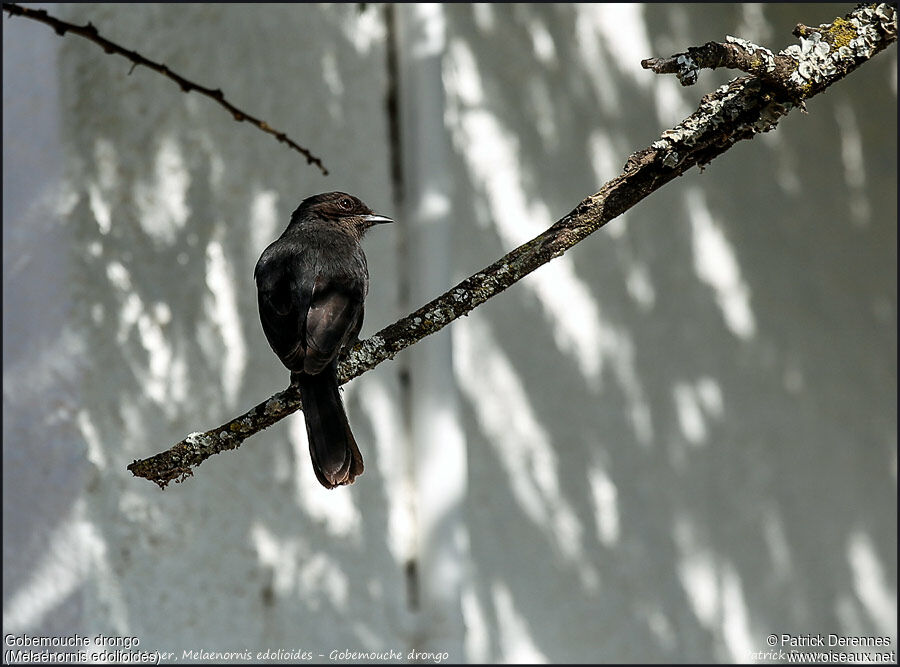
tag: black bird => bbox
[254,192,392,488]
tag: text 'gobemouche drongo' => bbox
[254,192,393,488]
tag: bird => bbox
[254,192,393,488]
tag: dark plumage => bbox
[254,192,392,488]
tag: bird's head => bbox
[289,191,393,238]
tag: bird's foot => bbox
[289,371,303,389]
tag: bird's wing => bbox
[255,248,312,371]
[303,270,365,374]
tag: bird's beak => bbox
[364,214,394,225]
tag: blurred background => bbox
[3,3,896,663]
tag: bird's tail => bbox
[295,364,364,489]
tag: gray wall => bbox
[3,4,896,663]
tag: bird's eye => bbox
[339,198,353,211]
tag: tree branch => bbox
[2,2,329,175]
[642,3,897,99]
[641,38,796,89]
[128,3,896,488]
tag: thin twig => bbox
[125,3,897,488]
[2,2,329,175]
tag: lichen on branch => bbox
[642,3,897,100]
